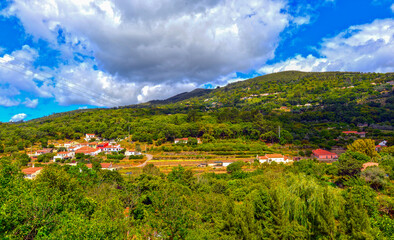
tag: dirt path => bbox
[131,154,153,168]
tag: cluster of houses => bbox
[28,134,142,162]
[53,139,124,161]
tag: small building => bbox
[85,133,96,141]
[208,161,223,167]
[35,148,53,156]
[125,151,141,156]
[312,149,338,160]
[362,162,379,171]
[86,162,117,171]
[22,167,43,179]
[174,138,201,144]
[257,154,292,163]
[53,151,75,161]
[174,138,189,144]
[342,131,366,138]
[103,145,123,153]
[197,163,207,167]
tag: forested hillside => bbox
[0,71,392,152]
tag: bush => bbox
[129,155,144,160]
[107,154,125,160]
[226,161,245,174]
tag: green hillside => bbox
[0,71,392,153]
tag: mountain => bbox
[147,88,213,105]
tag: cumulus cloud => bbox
[5,0,290,88]
[9,113,27,122]
[391,4,394,12]
[260,19,394,73]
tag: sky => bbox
[0,0,393,122]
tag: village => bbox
[20,131,389,180]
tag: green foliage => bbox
[348,139,379,159]
[361,167,388,190]
[129,154,143,159]
[338,152,364,177]
[226,161,245,174]
[106,153,125,160]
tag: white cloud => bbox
[391,4,394,13]
[23,98,39,108]
[51,60,197,106]
[0,45,54,107]
[260,19,394,73]
[5,0,290,86]
[9,113,27,122]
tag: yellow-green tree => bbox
[347,139,379,159]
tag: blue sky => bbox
[0,0,393,122]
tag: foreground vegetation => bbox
[1,151,393,239]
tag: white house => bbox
[103,145,123,153]
[85,133,96,141]
[53,151,75,161]
[125,151,142,156]
[257,154,292,163]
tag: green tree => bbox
[338,152,363,177]
[226,161,245,174]
[361,167,388,190]
[143,163,161,175]
[348,139,379,158]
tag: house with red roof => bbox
[84,133,96,141]
[75,147,101,156]
[103,144,123,153]
[362,162,379,171]
[86,162,117,171]
[22,167,43,179]
[97,142,109,148]
[35,148,53,156]
[312,149,338,160]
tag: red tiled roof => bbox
[76,147,98,154]
[57,151,69,154]
[22,167,43,175]
[362,162,379,171]
[342,131,366,134]
[312,149,337,156]
[266,154,285,158]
